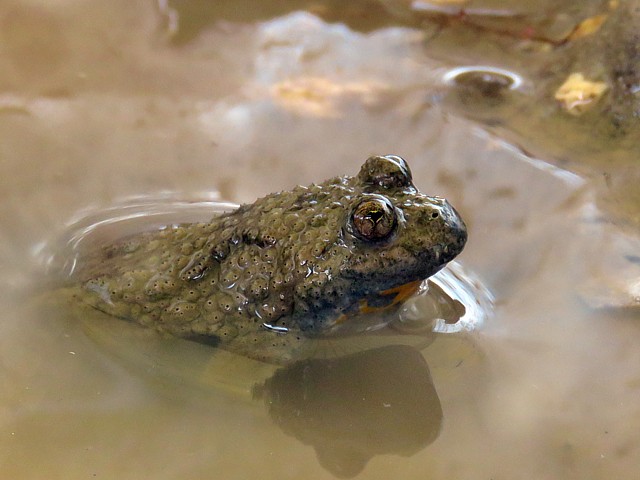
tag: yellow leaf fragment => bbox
[568,14,608,40]
[554,73,608,115]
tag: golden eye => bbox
[351,197,397,241]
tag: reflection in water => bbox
[254,345,442,478]
[159,0,409,43]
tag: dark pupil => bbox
[354,201,395,240]
[369,208,383,222]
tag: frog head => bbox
[290,155,467,333]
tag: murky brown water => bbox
[1,1,640,479]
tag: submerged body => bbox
[72,155,467,362]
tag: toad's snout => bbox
[440,199,467,259]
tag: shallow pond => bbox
[1,1,639,479]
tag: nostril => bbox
[431,211,439,219]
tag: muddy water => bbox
[1,1,639,479]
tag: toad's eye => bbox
[351,197,397,241]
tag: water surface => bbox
[1,1,639,479]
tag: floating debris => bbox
[554,73,608,115]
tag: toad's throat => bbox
[333,279,424,326]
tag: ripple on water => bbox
[401,261,494,334]
[34,193,235,279]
